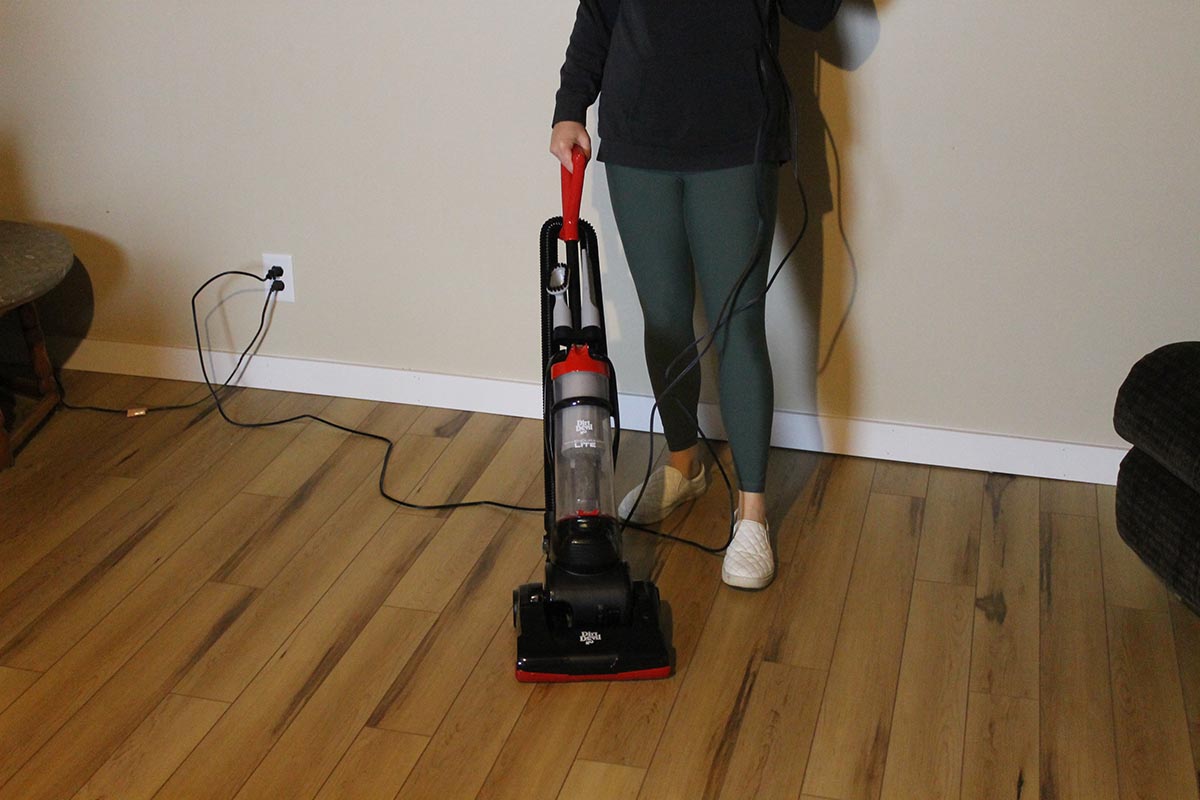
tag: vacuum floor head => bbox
[514,579,672,682]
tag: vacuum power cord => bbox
[186,274,543,515]
[57,269,282,416]
[57,269,541,517]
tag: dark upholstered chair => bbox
[1114,341,1200,614]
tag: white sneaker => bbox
[722,517,774,589]
[617,465,708,525]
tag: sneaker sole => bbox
[620,505,689,526]
[721,568,775,590]
[618,489,707,526]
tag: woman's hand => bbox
[550,121,592,172]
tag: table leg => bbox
[0,405,11,469]
[1,301,62,467]
[18,301,59,398]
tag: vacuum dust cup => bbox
[549,347,621,572]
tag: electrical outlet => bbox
[262,253,295,303]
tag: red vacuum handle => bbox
[559,146,588,242]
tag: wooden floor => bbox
[0,371,1197,800]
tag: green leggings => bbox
[606,162,777,493]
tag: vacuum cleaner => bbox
[513,147,673,682]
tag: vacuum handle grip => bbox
[559,146,588,242]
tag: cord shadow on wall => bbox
[774,0,881,456]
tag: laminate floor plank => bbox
[49,386,293,568]
[233,605,436,800]
[915,467,985,586]
[0,373,172,532]
[0,493,281,788]
[0,474,135,594]
[0,555,98,656]
[215,434,390,588]
[393,617,535,800]
[872,460,930,498]
[70,693,230,800]
[802,492,924,800]
[313,727,429,800]
[0,581,255,800]
[381,433,451,502]
[175,478,411,703]
[879,580,974,800]
[7,443,141,523]
[0,667,38,715]
[477,682,608,800]
[371,477,544,736]
[433,414,542,498]
[573,542,716,769]
[1038,478,1097,517]
[50,368,114,404]
[243,396,378,498]
[638,580,786,800]
[1171,600,1200,790]
[329,402,447,508]
[764,456,877,671]
[0,399,299,672]
[97,380,217,479]
[384,418,544,613]
[156,516,441,800]
[558,761,646,800]
[716,661,825,800]
[401,412,521,514]
[971,475,1040,700]
[574,569,691,767]
[407,406,473,438]
[8,372,159,475]
[959,692,1038,800]
[113,375,209,411]
[350,401,426,440]
[1107,605,1198,800]
[1039,512,1120,800]
[763,447,823,565]
[69,377,209,479]
[246,389,340,422]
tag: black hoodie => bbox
[553,0,841,171]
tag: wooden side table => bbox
[0,221,74,468]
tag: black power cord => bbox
[186,274,543,515]
[57,269,283,416]
[56,268,541,517]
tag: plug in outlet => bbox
[262,253,295,303]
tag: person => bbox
[550,0,840,589]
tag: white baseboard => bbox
[55,337,1125,485]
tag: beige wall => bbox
[2,1,1196,451]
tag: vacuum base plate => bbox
[514,579,672,682]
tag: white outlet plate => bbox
[262,253,295,303]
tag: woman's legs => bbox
[683,163,778,508]
[605,163,703,469]
[606,161,778,522]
